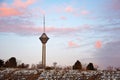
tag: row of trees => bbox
[73,60,96,70]
[1,58,120,71]
[0,57,29,68]
[0,58,96,70]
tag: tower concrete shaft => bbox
[42,44,46,68]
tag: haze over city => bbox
[0,0,120,69]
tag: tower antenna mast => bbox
[43,15,45,33]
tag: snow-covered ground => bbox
[0,68,120,80]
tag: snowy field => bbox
[0,68,120,80]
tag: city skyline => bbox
[0,0,120,69]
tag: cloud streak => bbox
[0,7,23,17]
[0,2,23,17]
[0,25,82,36]
[0,0,37,17]
[68,41,79,48]
[12,0,36,8]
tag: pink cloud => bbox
[80,10,90,15]
[0,23,80,35]
[68,41,79,48]
[0,18,92,35]
[65,6,74,13]
[60,16,67,20]
[74,10,90,17]
[0,7,23,17]
[50,5,90,17]
[0,0,37,17]
[95,40,102,48]
[46,27,79,33]
[0,10,91,36]
[0,2,23,17]
[40,10,46,15]
[12,0,36,8]
[0,25,41,34]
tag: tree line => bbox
[0,57,29,68]
[73,60,96,70]
[0,57,96,70]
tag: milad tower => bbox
[39,16,49,69]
